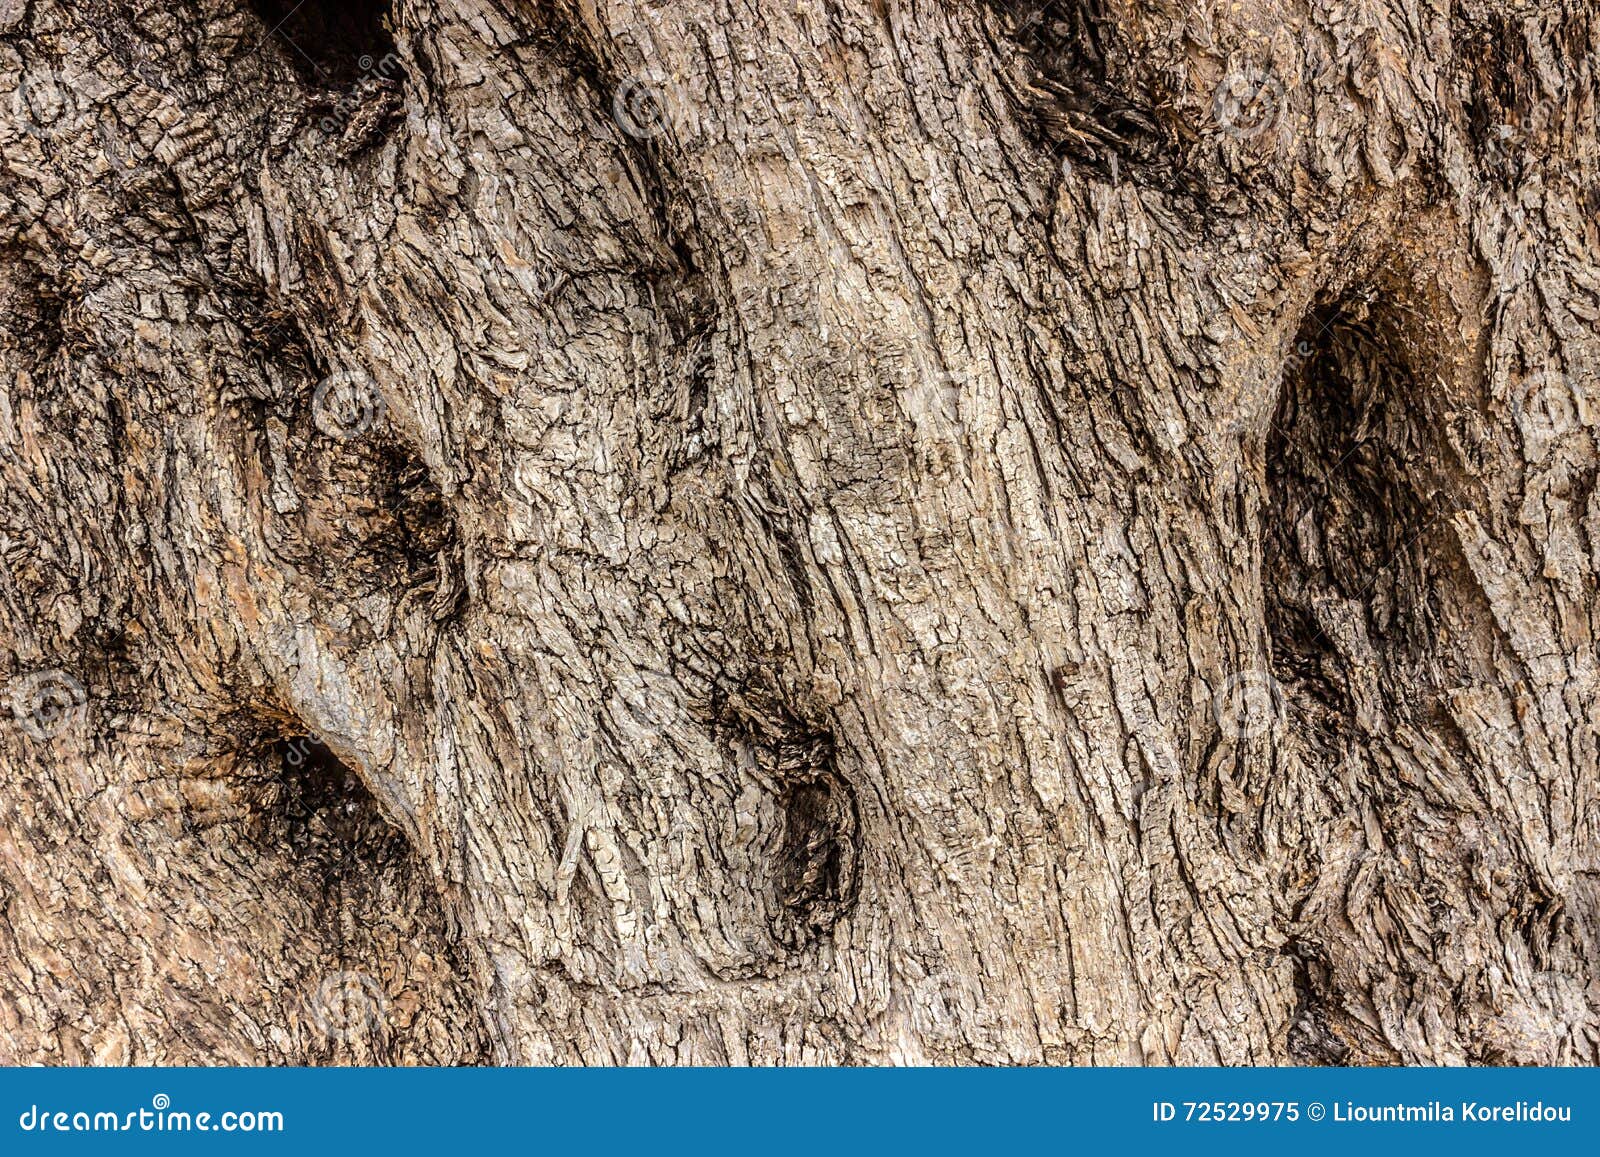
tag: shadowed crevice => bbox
[1263,289,1458,746]
[988,0,1193,193]
[708,694,862,954]
[245,0,400,90]
[772,744,860,946]
[255,736,412,872]
[225,732,489,1063]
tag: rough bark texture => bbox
[1,0,1597,1065]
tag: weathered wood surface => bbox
[0,0,1596,1064]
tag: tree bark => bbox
[1,0,1596,1065]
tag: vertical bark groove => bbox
[1,0,1596,1065]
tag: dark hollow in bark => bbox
[245,0,400,89]
[1,0,1596,1067]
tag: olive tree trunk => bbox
[1,0,1597,1065]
